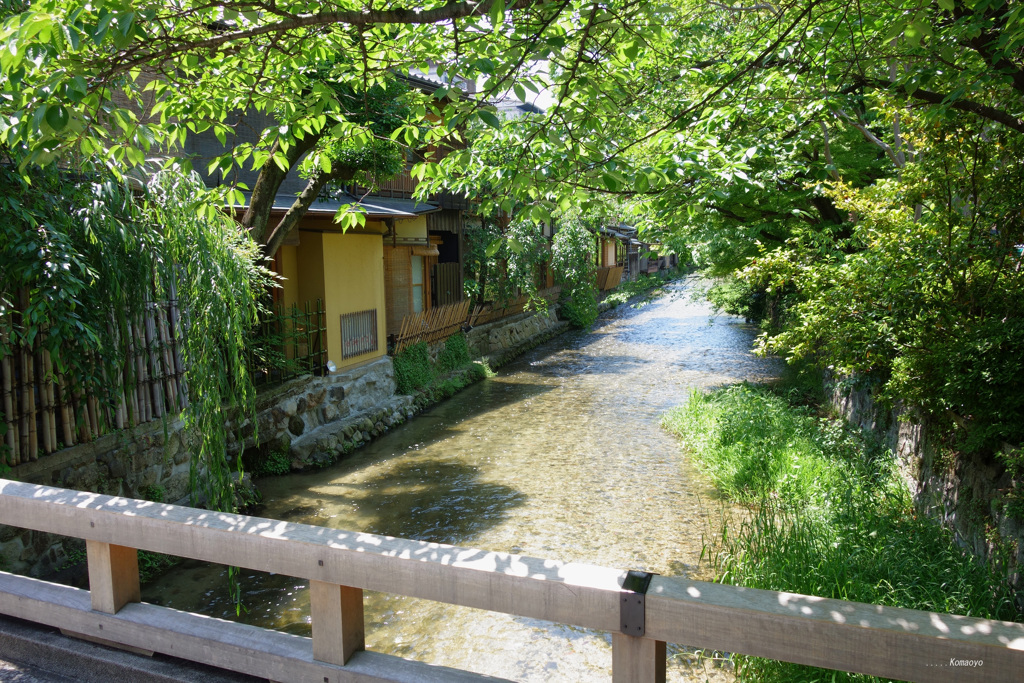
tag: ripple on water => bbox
[142,279,779,681]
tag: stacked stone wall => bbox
[829,379,1023,595]
[0,357,405,575]
[466,309,568,367]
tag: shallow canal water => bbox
[143,278,781,680]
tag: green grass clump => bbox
[392,341,434,395]
[436,332,470,375]
[57,543,179,584]
[664,383,1021,682]
[395,335,490,409]
[251,449,290,477]
[138,550,180,583]
[425,362,487,403]
[663,385,847,507]
[559,287,598,329]
[137,484,165,503]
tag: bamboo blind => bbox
[0,295,187,468]
[433,262,463,306]
[383,246,413,337]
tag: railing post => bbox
[309,580,365,665]
[611,634,666,683]
[85,540,140,614]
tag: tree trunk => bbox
[261,166,356,260]
[241,132,325,246]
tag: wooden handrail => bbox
[1,478,1022,682]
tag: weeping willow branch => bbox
[145,171,273,513]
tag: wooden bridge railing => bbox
[0,478,1022,683]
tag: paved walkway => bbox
[0,657,74,682]
[0,615,260,683]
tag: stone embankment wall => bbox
[0,416,195,575]
[231,357,413,472]
[829,380,1023,593]
[466,308,568,368]
[1,308,572,577]
[0,357,408,575]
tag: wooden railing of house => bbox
[394,300,471,354]
[343,168,418,199]
[0,295,187,468]
[467,286,562,328]
[0,479,1021,683]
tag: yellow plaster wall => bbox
[295,231,326,306]
[321,232,386,369]
[277,245,300,310]
[394,215,427,239]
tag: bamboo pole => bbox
[167,280,188,410]
[41,346,56,454]
[1,325,17,466]
[127,357,140,428]
[46,352,57,451]
[145,303,164,418]
[157,301,178,413]
[304,300,313,373]
[131,318,151,424]
[87,394,100,437]
[56,369,74,448]
[23,339,37,461]
[72,383,90,444]
[115,388,127,430]
[36,345,50,454]
[18,343,28,462]
[318,299,327,369]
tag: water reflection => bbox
[142,278,780,681]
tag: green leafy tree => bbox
[751,110,1024,452]
[551,212,598,328]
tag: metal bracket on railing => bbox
[619,569,655,637]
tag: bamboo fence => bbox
[0,296,187,468]
[394,300,471,353]
[247,300,327,387]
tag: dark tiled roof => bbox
[493,97,544,117]
[237,192,439,218]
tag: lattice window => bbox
[340,309,379,359]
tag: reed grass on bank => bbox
[663,383,1020,682]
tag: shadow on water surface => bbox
[278,458,527,545]
[143,456,528,631]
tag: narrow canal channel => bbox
[143,278,781,680]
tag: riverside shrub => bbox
[436,332,470,375]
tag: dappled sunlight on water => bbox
[142,277,780,681]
